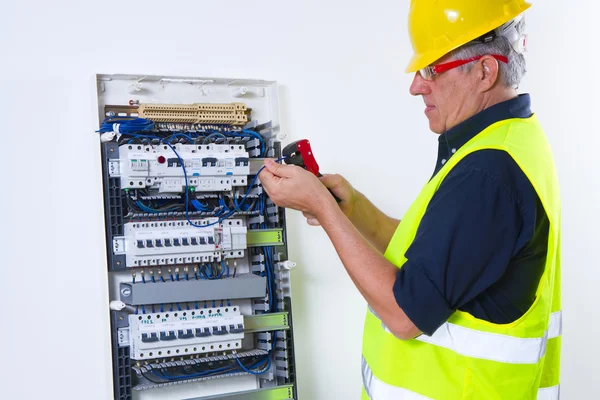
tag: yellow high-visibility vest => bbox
[362,115,562,400]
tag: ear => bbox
[477,55,501,92]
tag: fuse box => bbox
[96,74,297,400]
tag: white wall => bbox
[1,0,598,399]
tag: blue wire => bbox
[97,117,154,134]
[234,355,271,375]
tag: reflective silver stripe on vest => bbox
[548,311,562,339]
[368,307,562,364]
[362,357,433,399]
[537,385,560,400]
[362,358,560,400]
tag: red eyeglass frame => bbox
[420,54,509,80]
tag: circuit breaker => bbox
[96,75,297,400]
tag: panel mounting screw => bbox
[116,261,121,266]
[110,148,114,152]
[121,287,132,297]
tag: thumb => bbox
[264,159,297,178]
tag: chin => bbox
[428,120,444,135]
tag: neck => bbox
[478,87,518,113]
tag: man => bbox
[259,0,562,398]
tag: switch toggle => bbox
[229,324,244,334]
[160,331,177,341]
[212,326,228,335]
[141,332,159,343]
[195,327,211,337]
[178,329,194,339]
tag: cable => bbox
[97,117,154,134]
[234,355,271,375]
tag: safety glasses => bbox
[419,54,509,80]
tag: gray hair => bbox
[451,17,527,88]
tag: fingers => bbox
[302,211,321,226]
[264,159,297,178]
[258,167,277,188]
[306,218,321,226]
[319,173,344,189]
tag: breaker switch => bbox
[182,238,190,246]
[178,329,194,339]
[212,326,228,335]
[235,157,249,167]
[146,240,154,248]
[137,240,144,248]
[195,327,211,337]
[167,158,181,167]
[164,238,172,247]
[160,331,177,341]
[199,237,207,245]
[229,324,244,333]
[202,157,218,167]
[173,238,181,246]
[190,237,198,245]
[155,240,163,247]
[208,237,215,245]
[141,332,159,343]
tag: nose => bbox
[409,72,431,97]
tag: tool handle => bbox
[317,172,342,203]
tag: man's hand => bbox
[259,159,337,217]
[302,174,357,226]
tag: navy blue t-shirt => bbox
[392,94,550,336]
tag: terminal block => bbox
[138,103,249,125]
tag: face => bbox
[409,56,482,134]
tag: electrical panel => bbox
[96,75,297,400]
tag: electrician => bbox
[259,0,561,398]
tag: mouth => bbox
[425,105,436,113]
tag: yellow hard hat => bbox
[406,0,532,73]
